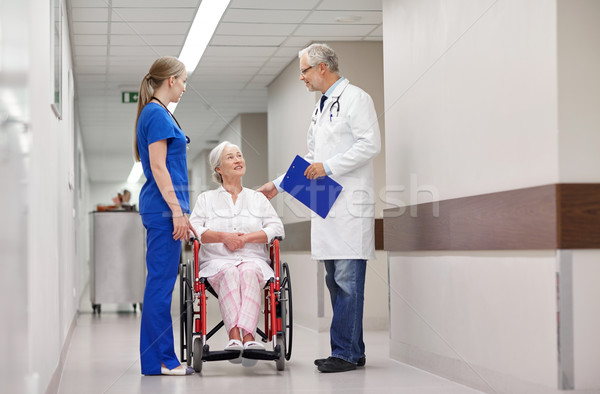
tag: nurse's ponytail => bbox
[134,56,186,162]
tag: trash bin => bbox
[90,211,146,313]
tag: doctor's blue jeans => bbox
[323,259,366,364]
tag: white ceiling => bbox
[67,0,382,182]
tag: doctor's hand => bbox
[222,232,246,251]
[305,162,325,180]
[257,182,278,200]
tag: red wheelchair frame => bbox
[179,236,292,372]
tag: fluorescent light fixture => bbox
[127,161,143,184]
[125,2,229,186]
[179,0,230,74]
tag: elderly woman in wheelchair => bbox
[189,141,284,367]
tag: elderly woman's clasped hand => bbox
[222,232,246,251]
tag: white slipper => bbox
[243,341,265,351]
[225,339,243,364]
[241,341,265,367]
[224,339,243,351]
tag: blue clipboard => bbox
[279,155,343,219]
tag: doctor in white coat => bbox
[258,43,381,373]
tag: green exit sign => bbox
[122,91,138,103]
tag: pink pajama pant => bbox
[208,261,265,337]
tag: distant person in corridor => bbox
[134,56,197,376]
[258,43,381,373]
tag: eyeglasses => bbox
[300,65,313,75]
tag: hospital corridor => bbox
[2,0,600,393]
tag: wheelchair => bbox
[179,236,292,372]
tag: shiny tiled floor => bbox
[57,312,483,394]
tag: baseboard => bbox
[44,314,78,394]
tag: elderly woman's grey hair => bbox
[298,43,339,73]
[209,141,241,184]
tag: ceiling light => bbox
[335,15,361,23]
[169,0,230,114]
[127,161,143,184]
[179,0,231,74]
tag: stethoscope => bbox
[313,94,342,123]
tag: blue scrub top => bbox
[137,102,190,215]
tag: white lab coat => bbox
[306,78,381,260]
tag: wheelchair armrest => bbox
[270,236,283,245]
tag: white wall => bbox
[267,56,316,223]
[571,250,600,389]
[190,148,212,199]
[219,114,242,148]
[389,252,558,391]
[74,121,92,314]
[215,113,269,190]
[383,0,600,391]
[239,113,268,190]
[557,0,600,182]
[384,0,558,205]
[0,0,31,392]
[20,0,80,391]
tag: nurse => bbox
[258,43,381,373]
[134,56,197,376]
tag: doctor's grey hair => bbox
[208,141,240,184]
[299,43,339,73]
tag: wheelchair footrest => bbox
[202,348,242,362]
[242,348,281,361]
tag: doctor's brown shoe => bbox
[314,356,366,367]
[317,357,357,373]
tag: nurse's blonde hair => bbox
[134,56,186,162]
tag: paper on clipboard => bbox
[279,155,343,219]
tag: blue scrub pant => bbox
[140,213,182,375]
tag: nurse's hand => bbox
[223,232,246,251]
[257,182,278,200]
[187,221,198,242]
[172,215,195,241]
[305,162,325,180]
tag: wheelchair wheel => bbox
[184,262,194,366]
[280,262,293,361]
[179,263,186,362]
[276,335,285,371]
[192,337,203,372]
[179,262,194,366]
